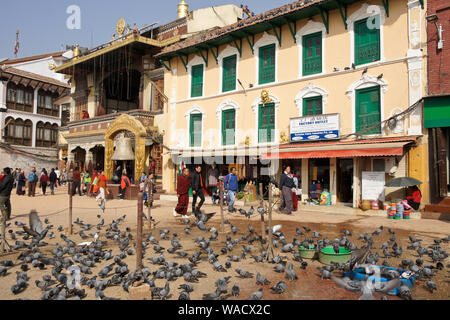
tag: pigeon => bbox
[317,267,332,279]
[285,263,298,280]
[372,226,384,236]
[178,291,190,300]
[426,280,437,293]
[256,272,270,285]
[270,281,287,294]
[231,283,240,297]
[235,269,253,278]
[331,276,362,292]
[399,285,412,300]
[247,288,263,300]
[178,284,194,293]
[274,262,287,273]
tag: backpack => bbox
[28,173,36,183]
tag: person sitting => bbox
[405,185,421,211]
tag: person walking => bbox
[55,168,61,186]
[40,169,49,196]
[174,168,191,218]
[82,172,91,194]
[27,167,38,197]
[16,171,26,196]
[0,168,14,221]
[49,168,57,195]
[95,171,108,213]
[72,167,82,196]
[278,166,295,214]
[292,172,299,212]
[190,165,205,216]
[119,170,131,200]
[224,167,239,213]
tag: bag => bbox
[28,173,36,183]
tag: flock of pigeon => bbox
[0,206,448,300]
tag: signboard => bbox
[362,171,385,201]
[290,113,340,142]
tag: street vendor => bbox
[405,185,422,211]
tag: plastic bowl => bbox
[344,265,415,295]
[299,244,317,259]
[318,246,352,265]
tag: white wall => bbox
[9,56,68,83]
[187,5,243,34]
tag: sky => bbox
[0,0,291,59]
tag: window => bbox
[191,65,204,97]
[222,55,237,92]
[6,83,33,112]
[222,109,236,145]
[303,96,323,116]
[354,17,380,65]
[259,44,275,85]
[258,103,275,143]
[36,122,58,147]
[4,117,32,146]
[189,114,202,147]
[356,86,381,135]
[302,32,322,76]
[37,90,59,117]
[74,99,87,121]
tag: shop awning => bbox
[262,137,417,160]
[174,147,263,159]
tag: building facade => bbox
[0,52,70,171]
[157,0,429,208]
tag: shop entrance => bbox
[337,158,354,204]
[308,159,330,200]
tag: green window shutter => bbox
[302,32,322,76]
[222,55,237,92]
[354,17,380,66]
[258,44,275,85]
[302,96,323,116]
[258,103,275,143]
[222,109,236,145]
[190,113,202,146]
[191,64,203,97]
[356,86,381,135]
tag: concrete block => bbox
[128,283,150,300]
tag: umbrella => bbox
[385,177,422,187]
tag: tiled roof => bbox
[156,0,325,57]
[0,66,70,88]
[1,51,65,65]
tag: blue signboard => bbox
[290,114,340,142]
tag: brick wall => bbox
[427,0,450,95]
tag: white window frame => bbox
[295,83,328,116]
[346,74,388,137]
[254,32,279,87]
[218,45,240,94]
[347,3,386,67]
[251,94,280,146]
[187,55,206,99]
[296,20,327,79]
[216,99,240,147]
[185,105,205,149]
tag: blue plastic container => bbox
[344,266,415,295]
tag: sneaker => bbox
[173,209,178,217]
[181,215,189,219]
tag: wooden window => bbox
[74,99,87,121]
[222,109,236,145]
[222,55,237,92]
[303,32,322,76]
[189,113,202,147]
[151,144,163,175]
[6,83,33,112]
[4,117,32,146]
[36,122,58,147]
[354,17,380,66]
[191,64,204,97]
[151,79,164,112]
[258,103,275,143]
[303,96,323,116]
[356,86,381,135]
[37,90,59,116]
[259,44,275,85]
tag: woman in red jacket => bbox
[406,185,422,211]
[119,170,131,200]
[40,169,49,196]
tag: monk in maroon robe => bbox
[174,168,191,216]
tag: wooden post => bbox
[259,183,265,243]
[0,214,5,254]
[147,178,152,230]
[68,182,73,235]
[266,182,275,260]
[136,191,144,270]
[219,181,225,233]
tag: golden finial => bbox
[245,136,250,146]
[178,0,189,19]
[116,18,126,37]
[73,44,81,59]
[261,89,272,104]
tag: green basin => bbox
[319,246,352,265]
[299,244,317,259]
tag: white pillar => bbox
[0,81,7,111]
[352,157,360,208]
[31,120,36,148]
[329,157,337,205]
[33,88,38,114]
[301,158,309,202]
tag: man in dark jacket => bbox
[278,166,295,214]
[0,168,14,220]
[49,168,57,195]
[190,165,205,216]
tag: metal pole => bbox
[136,191,144,270]
[219,181,225,233]
[68,182,73,235]
[267,183,274,260]
[147,178,152,230]
[259,182,265,243]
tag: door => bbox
[337,158,354,204]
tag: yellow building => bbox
[157,0,429,209]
